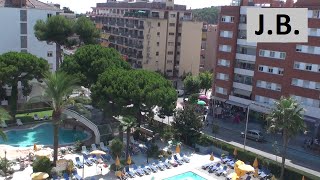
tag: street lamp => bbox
[4,150,7,179]
[82,155,85,178]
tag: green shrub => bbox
[147,144,159,158]
[32,156,52,174]
[0,157,13,174]
[110,138,124,158]
[74,140,84,152]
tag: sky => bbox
[42,0,232,13]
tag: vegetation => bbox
[199,71,213,94]
[267,97,305,180]
[0,157,13,175]
[188,94,199,104]
[28,72,78,165]
[15,110,52,122]
[74,16,100,45]
[183,75,200,95]
[74,140,84,152]
[91,69,177,126]
[172,105,203,145]
[110,138,124,158]
[0,108,10,140]
[32,156,52,174]
[60,45,130,88]
[160,126,174,141]
[147,144,160,158]
[119,116,137,161]
[0,52,49,118]
[34,15,74,66]
[192,7,219,24]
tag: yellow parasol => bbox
[34,144,38,151]
[115,156,120,166]
[254,168,259,177]
[176,145,181,154]
[90,150,106,155]
[31,172,49,180]
[302,176,305,180]
[253,157,258,168]
[115,171,122,178]
[34,149,51,157]
[271,175,276,180]
[127,155,132,165]
[227,172,239,180]
[210,153,214,161]
[238,164,255,172]
[233,148,237,156]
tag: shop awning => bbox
[234,88,251,97]
[212,96,227,102]
[249,103,272,114]
[225,100,248,108]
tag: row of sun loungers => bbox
[81,142,110,155]
[1,119,23,128]
[74,154,113,168]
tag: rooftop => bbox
[95,1,187,11]
[0,0,61,11]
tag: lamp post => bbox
[243,103,251,151]
[4,150,7,179]
[82,155,85,178]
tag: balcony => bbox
[117,22,125,27]
[238,23,246,30]
[236,53,256,62]
[237,39,257,46]
[126,23,134,28]
[233,82,253,92]
[138,25,144,29]
[234,68,254,77]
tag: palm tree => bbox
[0,108,10,141]
[43,72,78,165]
[119,116,137,161]
[267,96,305,180]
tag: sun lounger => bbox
[16,119,23,126]
[179,153,190,163]
[91,154,99,163]
[91,144,97,150]
[209,163,221,173]
[73,170,83,180]
[141,165,151,175]
[202,162,214,170]
[83,155,93,166]
[154,161,165,171]
[132,164,144,176]
[75,157,84,168]
[221,156,232,163]
[0,121,7,128]
[160,159,171,169]
[44,115,49,120]
[216,166,228,176]
[101,154,112,162]
[81,146,89,155]
[124,166,136,178]
[245,176,252,180]
[99,142,109,152]
[173,155,184,165]
[148,163,158,172]
[63,172,69,179]
[168,157,179,167]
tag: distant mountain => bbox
[192,6,219,24]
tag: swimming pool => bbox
[163,171,207,180]
[0,123,89,147]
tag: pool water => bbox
[0,123,88,147]
[163,171,207,180]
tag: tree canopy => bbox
[91,68,177,125]
[0,52,49,117]
[267,96,305,180]
[199,71,213,94]
[192,7,219,24]
[183,75,200,95]
[74,16,100,45]
[172,105,203,145]
[60,45,131,88]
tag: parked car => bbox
[241,130,264,142]
[176,89,184,97]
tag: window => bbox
[312,10,320,18]
[158,22,161,27]
[258,66,264,71]
[156,52,159,56]
[294,62,300,69]
[280,52,286,59]
[47,51,53,57]
[169,23,175,27]
[20,10,27,21]
[177,42,181,46]
[20,23,27,34]
[47,14,52,18]
[268,68,273,73]
[21,36,27,48]
[178,33,181,36]
[157,42,160,46]
[270,51,275,58]
[169,32,175,36]
[168,51,174,55]
[259,50,265,57]
[231,17,235,22]
[306,64,312,71]
[168,42,174,46]
[266,83,272,89]
[166,69,173,73]
[170,14,176,18]
[49,63,53,70]
[296,45,302,52]
[221,16,226,22]
[167,60,173,64]
[303,80,310,88]
[177,51,180,55]
[278,69,284,75]
[157,32,160,36]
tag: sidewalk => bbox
[203,115,320,177]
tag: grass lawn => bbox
[11,110,53,124]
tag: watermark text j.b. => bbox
[247,8,308,43]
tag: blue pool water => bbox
[0,123,88,147]
[163,171,207,180]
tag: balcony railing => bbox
[126,23,134,28]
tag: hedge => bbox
[200,134,318,180]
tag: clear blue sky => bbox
[43,0,232,13]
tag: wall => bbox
[178,21,202,77]
[205,25,218,72]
